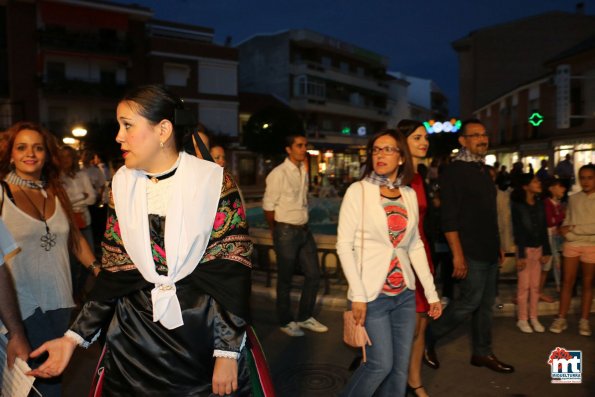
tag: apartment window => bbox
[340,61,349,73]
[198,61,237,95]
[321,56,331,68]
[322,118,333,130]
[294,75,325,98]
[499,107,507,143]
[350,92,363,106]
[164,63,190,87]
[47,62,65,81]
[356,66,364,77]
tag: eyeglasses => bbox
[371,146,400,155]
[463,133,489,139]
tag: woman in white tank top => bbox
[0,122,98,397]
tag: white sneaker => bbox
[549,317,567,334]
[517,320,533,333]
[280,321,304,337]
[578,319,592,337]
[530,318,545,333]
[297,317,329,333]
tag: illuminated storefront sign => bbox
[528,112,544,126]
[423,119,462,134]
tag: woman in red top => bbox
[398,119,435,397]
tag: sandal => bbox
[407,384,428,397]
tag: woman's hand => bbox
[351,301,367,326]
[516,258,527,271]
[540,256,552,265]
[427,301,442,320]
[559,225,571,237]
[212,357,238,396]
[27,336,77,378]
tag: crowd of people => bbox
[0,83,592,397]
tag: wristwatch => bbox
[88,260,100,273]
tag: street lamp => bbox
[72,127,87,137]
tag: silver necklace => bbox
[17,186,56,251]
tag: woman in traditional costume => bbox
[29,85,258,396]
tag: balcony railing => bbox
[38,29,133,56]
[41,77,128,98]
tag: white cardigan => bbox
[336,180,439,304]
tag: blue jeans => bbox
[24,307,72,397]
[273,224,321,325]
[428,258,498,356]
[341,290,416,397]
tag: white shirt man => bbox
[262,135,328,337]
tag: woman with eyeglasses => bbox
[337,129,442,397]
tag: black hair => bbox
[511,173,535,203]
[460,118,484,135]
[578,163,595,175]
[396,119,425,138]
[284,133,306,149]
[542,177,565,198]
[120,84,192,152]
[362,129,414,186]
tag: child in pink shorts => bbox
[549,164,595,336]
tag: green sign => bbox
[341,127,351,135]
[529,112,544,127]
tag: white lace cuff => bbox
[64,329,101,349]
[213,349,240,360]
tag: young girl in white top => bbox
[550,164,595,336]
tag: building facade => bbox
[238,29,393,186]
[453,10,595,119]
[0,0,239,144]
[472,34,595,187]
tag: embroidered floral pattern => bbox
[201,235,253,268]
[211,197,248,239]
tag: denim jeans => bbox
[273,224,321,325]
[24,307,72,397]
[341,290,416,397]
[428,258,498,356]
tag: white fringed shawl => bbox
[112,152,223,329]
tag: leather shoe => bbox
[470,354,514,373]
[423,347,440,369]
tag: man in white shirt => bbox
[0,219,30,368]
[262,134,328,337]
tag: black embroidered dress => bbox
[70,172,253,396]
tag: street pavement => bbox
[61,276,594,397]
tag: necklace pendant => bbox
[40,231,57,251]
[150,177,159,184]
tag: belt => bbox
[276,222,308,230]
